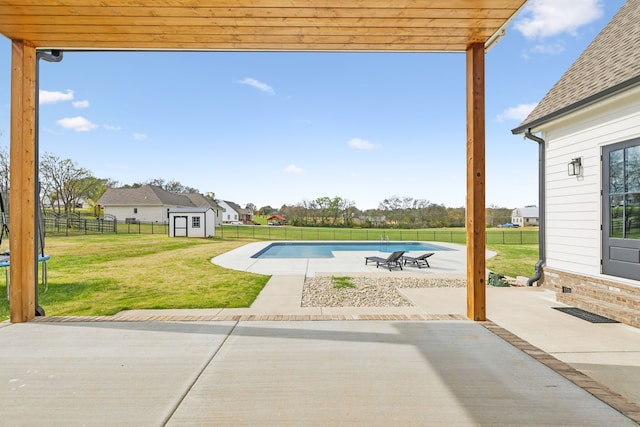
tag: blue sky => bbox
[0,0,627,211]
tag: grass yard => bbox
[0,235,270,321]
[485,244,539,278]
[1,231,539,321]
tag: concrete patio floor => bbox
[1,242,638,425]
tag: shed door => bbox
[173,216,188,237]
[603,138,640,280]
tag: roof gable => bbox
[514,0,640,133]
[513,207,538,218]
[223,200,243,213]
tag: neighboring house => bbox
[239,205,254,223]
[168,207,215,238]
[218,200,245,223]
[97,185,222,225]
[218,200,240,223]
[511,206,539,227]
[512,0,640,327]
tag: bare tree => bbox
[40,153,94,213]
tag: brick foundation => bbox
[541,267,640,328]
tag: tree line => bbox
[275,196,513,229]
[0,147,202,215]
[0,146,515,227]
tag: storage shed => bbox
[168,208,215,238]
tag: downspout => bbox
[523,129,545,286]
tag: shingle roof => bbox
[169,207,212,213]
[184,193,219,209]
[97,185,216,209]
[223,200,243,213]
[513,0,640,133]
[513,207,538,218]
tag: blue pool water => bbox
[251,241,451,259]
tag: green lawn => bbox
[486,244,539,278]
[1,230,539,321]
[0,235,270,320]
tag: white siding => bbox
[540,87,640,278]
[104,205,173,223]
[168,210,215,238]
[217,201,239,223]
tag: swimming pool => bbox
[251,241,452,259]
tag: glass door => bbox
[603,138,640,280]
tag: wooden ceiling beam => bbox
[1,6,515,19]
[0,25,496,39]
[0,17,507,29]
[0,0,526,9]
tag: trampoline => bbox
[2,253,50,301]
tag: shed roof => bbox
[513,206,538,218]
[513,0,640,134]
[0,1,526,52]
[169,207,213,213]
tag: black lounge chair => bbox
[403,252,434,268]
[365,250,405,271]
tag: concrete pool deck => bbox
[211,240,479,276]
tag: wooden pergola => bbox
[0,0,527,323]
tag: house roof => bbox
[97,185,217,209]
[0,1,526,52]
[222,200,243,213]
[512,207,538,218]
[513,0,640,134]
[184,193,220,210]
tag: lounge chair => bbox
[402,252,434,268]
[364,250,405,271]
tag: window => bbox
[192,216,201,228]
[133,208,138,214]
[608,144,640,239]
[603,138,640,280]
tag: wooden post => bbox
[466,43,486,321]
[9,40,37,323]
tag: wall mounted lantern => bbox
[568,157,582,176]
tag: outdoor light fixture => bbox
[568,157,582,176]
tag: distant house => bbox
[97,185,221,225]
[512,0,640,327]
[168,207,215,238]
[511,206,539,227]
[218,200,254,224]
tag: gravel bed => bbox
[301,276,466,307]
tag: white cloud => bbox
[495,103,538,122]
[347,137,380,151]
[40,89,74,105]
[72,100,90,108]
[283,164,304,175]
[104,124,122,131]
[514,0,604,40]
[133,133,148,140]
[238,78,275,95]
[530,41,567,55]
[56,116,97,132]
